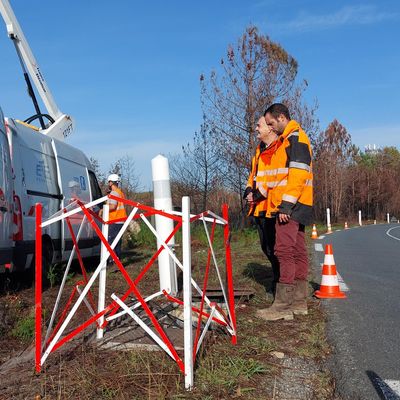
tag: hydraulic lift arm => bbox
[0,0,73,140]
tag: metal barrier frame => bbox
[35,195,236,389]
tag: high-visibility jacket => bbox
[246,140,281,217]
[108,187,127,223]
[262,120,313,225]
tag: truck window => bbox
[88,171,103,200]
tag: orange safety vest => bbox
[246,140,280,217]
[261,120,313,225]
[108,187,127,222]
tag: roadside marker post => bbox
[326,208,332,234]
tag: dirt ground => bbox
[0,228,337,399]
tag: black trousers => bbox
[108,223,123,261]
[254,216,280,285]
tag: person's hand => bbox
[246,192,256,205]
[278,212,290,223]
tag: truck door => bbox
[51,140,92,259]
[0,109,13,264]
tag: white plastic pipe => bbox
[387,213,390,223]
[151,155,177,295]
[97,204,109,340]
[358,210,362,226]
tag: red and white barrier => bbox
[34,195,236,390]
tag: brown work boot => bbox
[292,279,308,315]
[256,283,294,321]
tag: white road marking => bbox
[336,272,349,292]
[384,380,400,396]
[315,243,323,252]
[335,229,341,232]
[319,235,325,239]
[386,226,400,241]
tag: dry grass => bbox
[0,225,336,399]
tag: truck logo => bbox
[79,176,86,190]
[62,122,73,139]
[36,160,51,183]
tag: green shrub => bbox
[191,223,225,248]
[131,222,156,247]
[11,314,35,342]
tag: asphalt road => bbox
[313,224,400,400]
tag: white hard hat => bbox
[107,174,120,183]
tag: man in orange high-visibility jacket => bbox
[256,103,313,321]
[244,116,280,294]
[105,174,127,263]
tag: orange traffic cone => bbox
[311,224,318,239]
[314,244,346,299]
[344,221,348,229]
[326,224,332,234]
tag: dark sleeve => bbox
[243,186,252,199]
[286,134,311,170]
[252,189,266,202]
[278,200,294,215]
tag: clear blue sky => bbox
[0,0,399,189]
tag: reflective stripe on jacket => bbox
[262,120,313,225]
[246,140,280,217]
[109,187,127,222]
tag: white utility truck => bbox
[0,0,103,274]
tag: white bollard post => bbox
[358,210,362,226]
[182,196,193,390]
[151,155,178,295]
[97,204,109,340]
[387,213,390,223]
[326,208,332,233]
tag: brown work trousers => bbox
[275,218,308,284]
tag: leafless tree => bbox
[314,120,400,222]
[313,120,355,220]
[170,120,220,212]
[200,25,318,211]
[89,157,107,193]
[109,155,141,199]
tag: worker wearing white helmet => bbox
[68,180,81,198]
[67,180,86,228]
[105,173,127,263]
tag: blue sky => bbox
[0,0,399,189]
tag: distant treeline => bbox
[169,26,400,226]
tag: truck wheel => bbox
[41,254,50,289]
[30,242,52,290]
[41,240,54,289]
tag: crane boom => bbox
[0,0,73,140]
